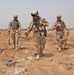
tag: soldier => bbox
[8,15,21,49]
[52,15,69,51]
[25,10,49,59]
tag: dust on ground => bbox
[0,29,74,75]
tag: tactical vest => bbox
[33,17,47,36]
[33,17,44,32]
[55,20,65,31]
[11,20,19,29]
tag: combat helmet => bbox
[57,15,61,18]
[31,10,39,16]
[13,15,18,18]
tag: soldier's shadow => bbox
[63,47,70,50]
[19,47,27,50]
[62,43,74,51]
[43,53,55,57]
[0,47,27,53]
[57,47,71,51]
[0,47,15,53]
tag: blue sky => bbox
[0,0,74,29]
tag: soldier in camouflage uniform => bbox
[52,15,69,51]
[25,10,49,59]
[8,15,21,49]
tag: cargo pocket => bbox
[41,36,46,45]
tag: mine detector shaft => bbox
[5,31,31,66]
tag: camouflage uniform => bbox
[8,19,21,49]
[53,19,68,50]
[27,17,48,57]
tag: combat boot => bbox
[58,47,62,51]
[35,54,40,60]
[33,53,40,60]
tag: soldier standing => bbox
[52,15,69,51]
[25,10,49,59]
[8,15,21,49]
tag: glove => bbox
[24,32,28,36]
[18,31,21,35]
[8,29,10,35]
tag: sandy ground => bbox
[0,29,74,75]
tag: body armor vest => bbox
[11,20,19,29]
[56,20,65,31]
[33,17,43,32]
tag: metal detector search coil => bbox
[5,60,16,67]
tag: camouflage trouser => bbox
[34,32,46,56]
[11,29,19,49]
[55,31,67,48]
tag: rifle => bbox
[44,27,47,37]
[66,30,69,42]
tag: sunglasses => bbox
[31,14,37,17]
